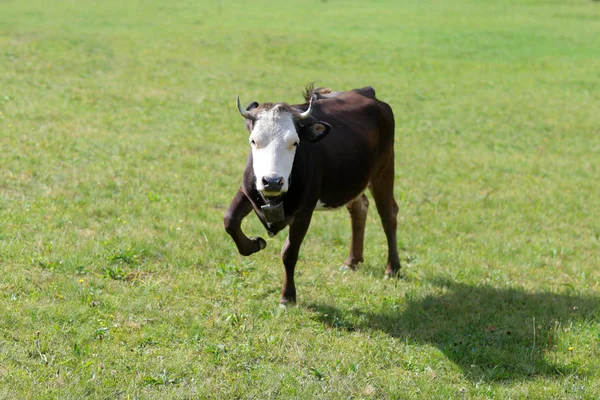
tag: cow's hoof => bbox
[279,296,296,306]
[251,236,267,251]
[384,268,401,279]
[339,263,359,272]
[238,237,267,256]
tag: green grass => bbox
[1,0,600,398]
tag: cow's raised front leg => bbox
[224,188,266,256]
[280,213,313,305]
[344,193,369,270]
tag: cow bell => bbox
[261,201,285,226]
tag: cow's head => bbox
[236,96,331,197]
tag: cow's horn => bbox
[297,96,314,120]
[236,96,255,121]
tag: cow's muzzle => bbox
[261,175,284,194]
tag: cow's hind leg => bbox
[369,163,401,277]
[343,194,369,270]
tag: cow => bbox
[224,85,400,305]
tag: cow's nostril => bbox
[262,177,269,186]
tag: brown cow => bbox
[224,86,400,304]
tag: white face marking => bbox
[249,106,299,195]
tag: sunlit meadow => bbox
[1,0,599,398]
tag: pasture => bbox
[1,0,599,398]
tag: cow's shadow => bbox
[307,279,599,382]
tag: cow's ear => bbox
[298,122,331,143]
[244,102,259,131]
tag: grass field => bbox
[1,0,600,398]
